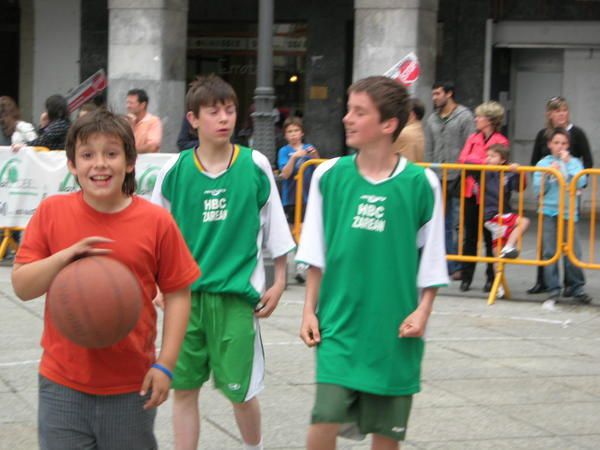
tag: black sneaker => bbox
[563,287,574,298]
[574,293,592,304]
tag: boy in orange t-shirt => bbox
[12,109,199,449]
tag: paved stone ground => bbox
[1,218,599,449]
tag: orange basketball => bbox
[47,256,143,349]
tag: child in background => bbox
[277,116,320,283]
[534,128,591,308]
[480,144,530,298]
[482,144,530,260]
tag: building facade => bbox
[3,0,600,183]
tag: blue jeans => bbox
[445,195,462,274]
[542,215,586,296]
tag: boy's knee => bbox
[173,388,200,404]
[232,396,258,410]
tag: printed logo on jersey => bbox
[202,188,228,222]
[352,194,387,232]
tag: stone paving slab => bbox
[1,256,600,449]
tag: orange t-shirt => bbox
[133,113,162,153]
[16,192,200,395]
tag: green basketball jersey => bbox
[152,145,294,302]
[297,155,448,395]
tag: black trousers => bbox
[461,196,494,284]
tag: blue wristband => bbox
[151,363,173,380]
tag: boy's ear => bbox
[382,117,400,137]
[186,111,199,130]
[67,159,77,175]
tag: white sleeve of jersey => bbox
[252,151,296,258]
[295,158,338,270]
[417,169,450,288]
[150,154,179,212]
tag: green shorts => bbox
[311,383,413,441]
[172,292,264,403]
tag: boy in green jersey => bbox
[152,75,295,450]
[297,76,449,450]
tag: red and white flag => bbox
[384,52,421,88]
[66,69,108,113]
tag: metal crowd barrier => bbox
[567,169,600,270]
[293,158,591,306]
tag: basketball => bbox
[47,256,143,349]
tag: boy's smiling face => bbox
[68,133,134,210]
[188,100,237,147]
[343,91,396,149]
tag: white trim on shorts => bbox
[245,317,265,401]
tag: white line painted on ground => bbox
[1,333,598,368]
[432,310,572,326]
[0,359,39,367]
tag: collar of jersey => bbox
[352,153,408,185]
[193,144,240,177]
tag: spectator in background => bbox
[393,97,425,162]
[425,81,475,280]
[126,89,162,153]
[457,101,509,293]
[176,114,198,151]
[528,96,593,295]
[278,116,319,284]
[78,102,97,118]
[23,95,70,150]
[531,96,593,169]
[0,96,37,146]
[534,128,591,308]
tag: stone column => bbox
[107,0,188,153]
[252,0,277,164]
[353,0,438,104]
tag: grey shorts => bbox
[38,375,157,450]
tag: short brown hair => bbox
[283,116,303,132]
[347,76,410,140]
[186,74,238,116]
[65,109,137,195]
[487,144,510,163]
[545,127,570,144]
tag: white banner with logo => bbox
[0,147,175,228]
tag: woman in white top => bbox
[0,96,37,145]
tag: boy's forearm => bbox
[418,287,438,316]
[157,288,192,369]
[12,251,72,301]
[272,254,287,289]
[303,266,322,315]
[281,156,297,179]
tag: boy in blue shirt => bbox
[533,128,591,307]
[277,116,319,282]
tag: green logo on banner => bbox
[0,158,21,185]
[137,165,160,196]
[59,172,79,192]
